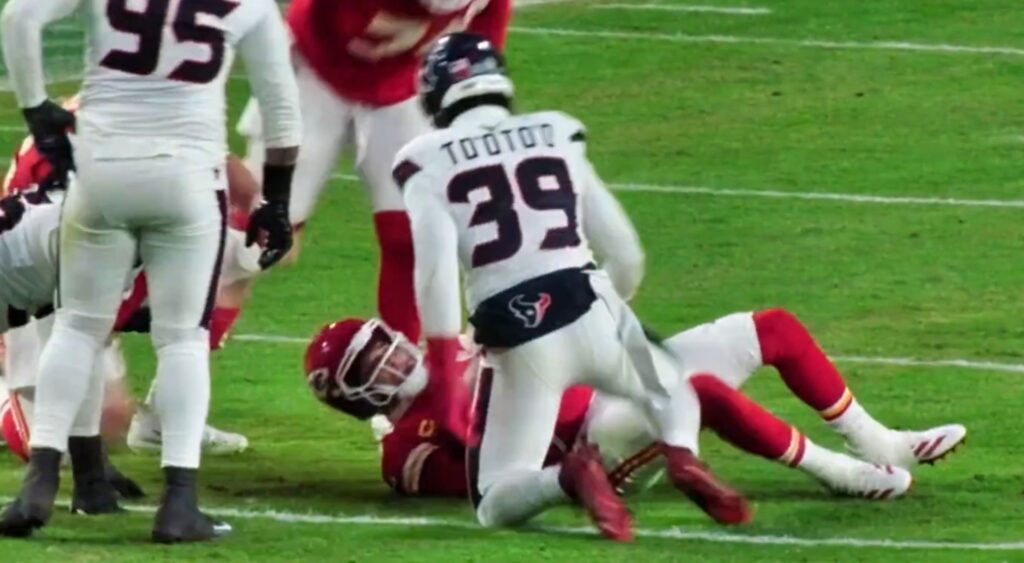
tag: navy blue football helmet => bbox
[419,32,514,127]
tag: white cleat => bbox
[200,425,249,455]
[127,410,249,455]
[851,424,967,469]
[825,461,913,501]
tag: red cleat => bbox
[559,443,634,542]
[664,445,752,525]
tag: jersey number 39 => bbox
[101,0,238,84]
[449,157,581,268]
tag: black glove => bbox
[22,100,75,190]
[246,164,294,270]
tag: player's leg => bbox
[239,55,350,232]
[753,308,966,467]
[0,318,48,461]
[138,170,229,542]
[471,334,631,541]
[582,276,749,525]
[689,373,912,499]
[0,161,136,535]
[352,98,432,342]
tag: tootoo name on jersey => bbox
[438,122,560,166]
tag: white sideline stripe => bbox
[232,333,1024,375]
[592,4,771,15]
[511,26,1024,58]
[2,497,1018,552]
[329,172,1024,209]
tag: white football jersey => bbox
[75,0,292,158]
[0,197,61,332]
[401,108,600,310]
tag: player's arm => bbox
[581,158,645,301]
[400,163,471,438]
[236,4,302,270]
[1,0,80,188]
[381,432,469,498]
[1,0,80,109]
[467,0,512,49]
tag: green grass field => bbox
[2,0,1024,560]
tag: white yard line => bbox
[511,26,1024,58]
[233,333,1024,375]
[330,172,1024,209]
[0,499,1002,551]
[592,4,772,15]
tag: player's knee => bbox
[752,308,812,363]
[475,494,514,529]
[55,310,115,345]
[150,323,208,352]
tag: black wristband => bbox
[262,164,294,204]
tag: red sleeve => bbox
[468,0,511,49]
[381,414,468,498]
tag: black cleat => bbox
[104,454,145,500]
[151,467,231,544]
[69,436,121,515]
[0,448,62,538]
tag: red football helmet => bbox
[304,318,427,420]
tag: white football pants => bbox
[471,271,701,527]
[29,144,224,469]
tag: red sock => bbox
[753,308,853,421]
[209,307,242,350]
[690,374,806,467]
[374,211,420,342]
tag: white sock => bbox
[476,466,567,527]
[29,323,102,452]
[827,399,891,447]
[796,439,856,486]
[153,339,210,469]
[69,359,106,437]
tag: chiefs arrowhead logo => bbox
[508,293,552,329]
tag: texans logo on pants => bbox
[508,293,552,329]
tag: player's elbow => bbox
[607,248,645,301]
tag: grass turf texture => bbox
[1,0,1024,560]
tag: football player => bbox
[305,312,965,503]
[394,33,750,542]
[237,0,511,344]
[1,110,257,457]
[0,0,300,542]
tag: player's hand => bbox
[22,100,76,189]
[245,199,293,270]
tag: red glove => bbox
[426,337,473,442]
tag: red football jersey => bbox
[381,378,595,497]
[288,0,511,106]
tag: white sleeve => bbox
[404,174,462,338]
[0,0,81,108]
[581,160,645,301]
[236,6,301,149]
